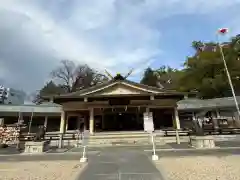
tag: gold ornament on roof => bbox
[104,69,134,81]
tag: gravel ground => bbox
[0,161,86,180]
[155,155,240,180]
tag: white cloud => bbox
[0,0,240,93]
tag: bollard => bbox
[151,133,159,161]
[80,145,87,162]
[176,129,180,144]
[58,133,63,149]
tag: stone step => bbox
[85,134,166,146]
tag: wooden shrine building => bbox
[44,74,192,135]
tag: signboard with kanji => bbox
[143,112,154,133]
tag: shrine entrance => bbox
[102,112,143,131]
[93,107,174,132]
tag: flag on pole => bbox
[218,28,228,35]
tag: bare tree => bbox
[51,60,108,93]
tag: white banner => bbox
[143,112,154,133]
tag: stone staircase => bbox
[50,131,190,147]
[86,131,166,146]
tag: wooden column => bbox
[136,108,140,129]
[102,113,105,130]
[65,115,69,131]
[212,111,219,129]
[84,116,87,130]
[59,111,66,149]
[44,116,48,131]
[77,116,81,130]
[174,107,181,144]
[60,111,66,134]
[89,108,94,134]
[174,108,181,129]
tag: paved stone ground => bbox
[216,141,240,147]
[0,145,22,155]
[152,148,240,157]
[78,149,165,180]
[2,140,240,155]
[1,145,240,179]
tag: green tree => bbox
[140,35,240,98]
[140,66,182,90]
[154,66,183,90]
[33,81,64,104]
[180,35,240,98]
[140,67,159,87]
[192,41,204,51]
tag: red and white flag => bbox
[218,28,228,35]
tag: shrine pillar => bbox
[89,108,94,135]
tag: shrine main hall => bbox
[41,75,191,135]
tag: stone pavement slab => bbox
[151,148,240,157]
[216,141,240,147]
[168,142,191,149]
[68,144,172,153]
[0,145,22,155]
[78,149,165,180]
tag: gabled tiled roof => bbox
[52,79,186,98]
[177,96,240,110]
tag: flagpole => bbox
[216,30,240,120]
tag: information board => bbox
[143,112,154,133]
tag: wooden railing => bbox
[19,132,81,141]
[16,128,240,143]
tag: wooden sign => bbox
[143,112,154,133]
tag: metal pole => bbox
[150,132,158,160]
[82,145,86,159]
[217,35,240,118]
[151,133,156,156]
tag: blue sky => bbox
[0,0,240,93]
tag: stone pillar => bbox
[89,108,94,135]
[174,107,181,144]
[60,111,66,134]
[44,116,48,131]
[77,116,81,130]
